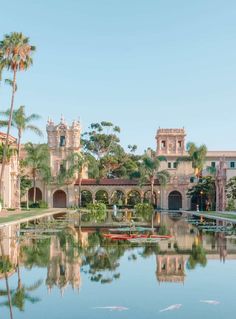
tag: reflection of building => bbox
[156,255,186,283]
[46,236,81,294]
[0,225,19,279]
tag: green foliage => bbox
[226,177,236,200]
[187,176,216,210]
[178,142,207,177]
[24,143,51,185]
[0,257,13,273]
[87,203,107,222]
[158,225,169,235]
[0,142,15,163]
[226,199,236,211]
[20,175,32,198]
[187,243,207,270]
[134,203,154,221]
[29,200,48,209]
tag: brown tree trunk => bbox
[33,171,36,203]
[0,69,17,205]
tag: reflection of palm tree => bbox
[187,243,207,269]
[0,279,42,312]
[0,230,14,319]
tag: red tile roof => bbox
[77,178,160,186]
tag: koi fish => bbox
[160,304,182,312]
[94,306,129,311]
[200,300,220,305]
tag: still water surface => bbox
[0,213,236,319]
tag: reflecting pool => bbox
[1,213,236,318]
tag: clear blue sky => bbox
[0,0,235,152]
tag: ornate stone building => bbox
[22,123,236,210]
[0,132,18,208]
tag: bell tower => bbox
[46,117,81,177]
[156,128,186,156]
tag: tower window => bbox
[60,136,66,147]
[230,161,235,169]
[178,141,182,148]
[161,141,166,148]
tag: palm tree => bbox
[140,152,170,205]
[177,142,207,179]
[67,152,88,207]
[0,106,43,161]
[0,32,35,200]
[140,152,170,229]
[24,143,51,203]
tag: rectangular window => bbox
[211,162,216,168]
[178,141,182,148]
[60,136,66,147]
[190,177,195,183]
[230,161,235,168]
[168,162,172,169]
[161,140,166,148]
[173,162,177,169]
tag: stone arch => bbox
[28,187,42,202]
[111,190,126,206]
[127,190,141,206]
[95,189,109,205]
[168,191,182,210]
[143,190,157,205]
[81,190,93,207]
[53,190,67,208]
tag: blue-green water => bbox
[1,214,236,318]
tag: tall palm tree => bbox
[0,32,36,201]
[57,152,88,207]
[177,142,207,179]
[24,143,51,203]
[0,106,43,161]
[140,153,170,205]
[140,152,170,229]
[68,152,88,207]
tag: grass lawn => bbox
[0,208,54,225]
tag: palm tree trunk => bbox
[17,129,21,162]
[151,178,155,231]
[0,233,13,319]
[15,129,22,209]
[33,172,36,204]
[78,174,82,207]
[0,69,17,205]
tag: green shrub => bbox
[38,200,48,209]
[134,203,154,221]
[86,203,107,222]
[226,199,236,211]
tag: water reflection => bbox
[0,213,236,318]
